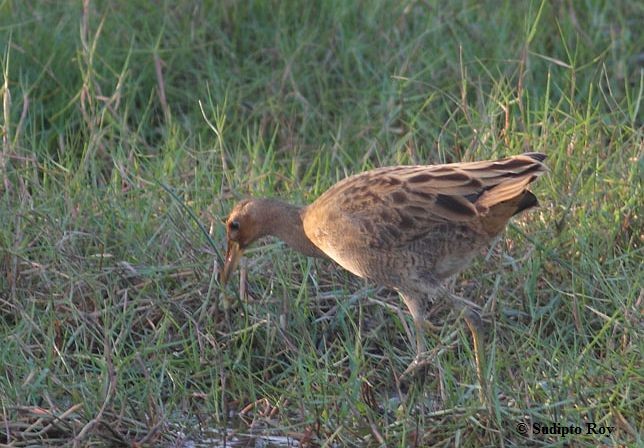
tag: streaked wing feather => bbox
[312,152,547,248]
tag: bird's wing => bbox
[309,153,547,248]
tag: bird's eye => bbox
[229,220,240,231]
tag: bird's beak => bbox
[221,240,242,285]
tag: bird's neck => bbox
[259,199,326,258]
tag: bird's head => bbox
[220,199,267,285]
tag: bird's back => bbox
[302,153,547,288]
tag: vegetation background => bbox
[0,0,641,446]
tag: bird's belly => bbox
[318,243,370,279]
[434,251,478,279]
[307,217,490,286]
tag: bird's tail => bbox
[475,152,547,234]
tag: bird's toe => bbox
[399,351,436,383]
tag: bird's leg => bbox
[464,307,486,405]
[463,307,502,422]
[399,293,434,380]
[438,285,488,405]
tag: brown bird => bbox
[221,152,547,378]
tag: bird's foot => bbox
[399,351,436,383]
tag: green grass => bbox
[1,0,642,446]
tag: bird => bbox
[220,152,547,379]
